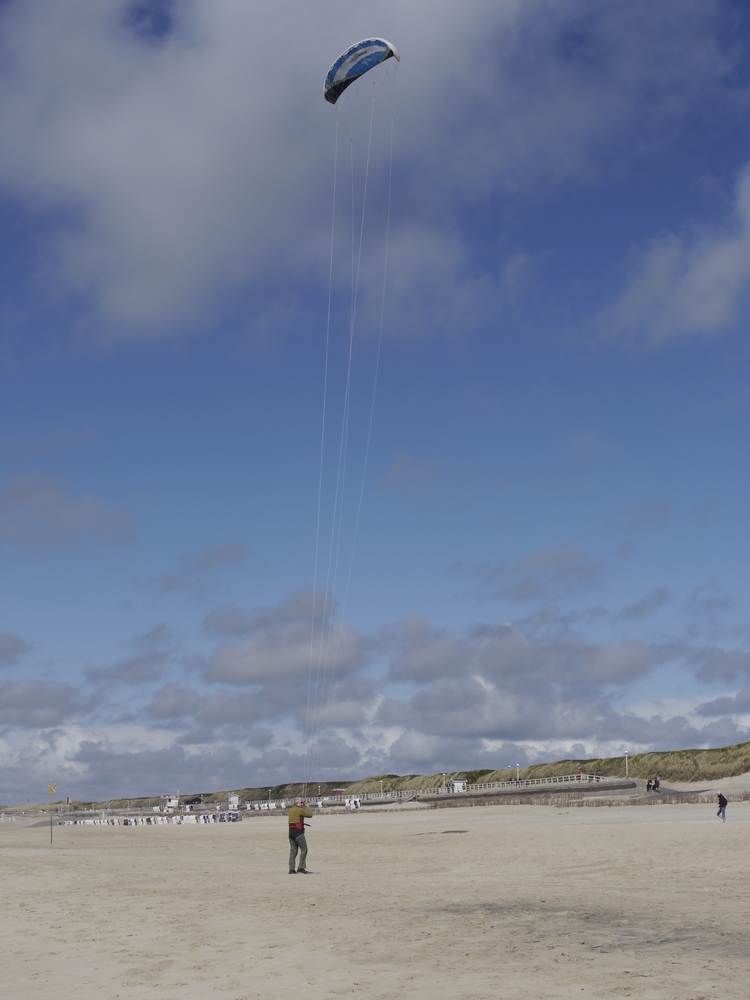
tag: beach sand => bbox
[1,801,748,999]
[660,771,750,794]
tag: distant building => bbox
[228,794,239,809]
[449,778,467,793]
[332,788,346,799]
[161,794,179,813]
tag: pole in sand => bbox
[625,751,628,778]
[48,783,56,844]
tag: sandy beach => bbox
[659,771,750,794]
[2,801,749,999]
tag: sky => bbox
[1,0,750,804]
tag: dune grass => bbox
[346,742,750,791]
[520,742,750,782]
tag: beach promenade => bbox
[1,800,748,998]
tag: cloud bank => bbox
[2,579,748,802]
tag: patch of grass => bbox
[461,769,495,785]
[521,742,750,782]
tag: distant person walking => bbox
[288,797,312,874]
[717,791,727,823]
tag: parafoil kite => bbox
[324,38,400,105]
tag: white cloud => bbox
[206,590,372,685]
[0,633,28,666]
[0,473,132,550]
[209,622,368,686]
[150,543,251,596]
[618,588,670,622]
[455,544,604,602]
[85,623,176,687]
[0,679,81,727]
[607,164,750,340]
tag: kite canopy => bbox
[324,38,400,105]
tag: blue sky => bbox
[1,1,750,803]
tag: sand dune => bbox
[1,801,748,998]
[660,770,750,793]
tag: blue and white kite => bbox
[324,38,400,105]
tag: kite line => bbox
[303,107,339,794]
[303,40,399,793]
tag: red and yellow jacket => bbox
[288,804,312,831]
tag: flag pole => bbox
[48,783,56,845]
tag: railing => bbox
[308,773,621,808]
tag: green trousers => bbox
[289,833,308,872]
